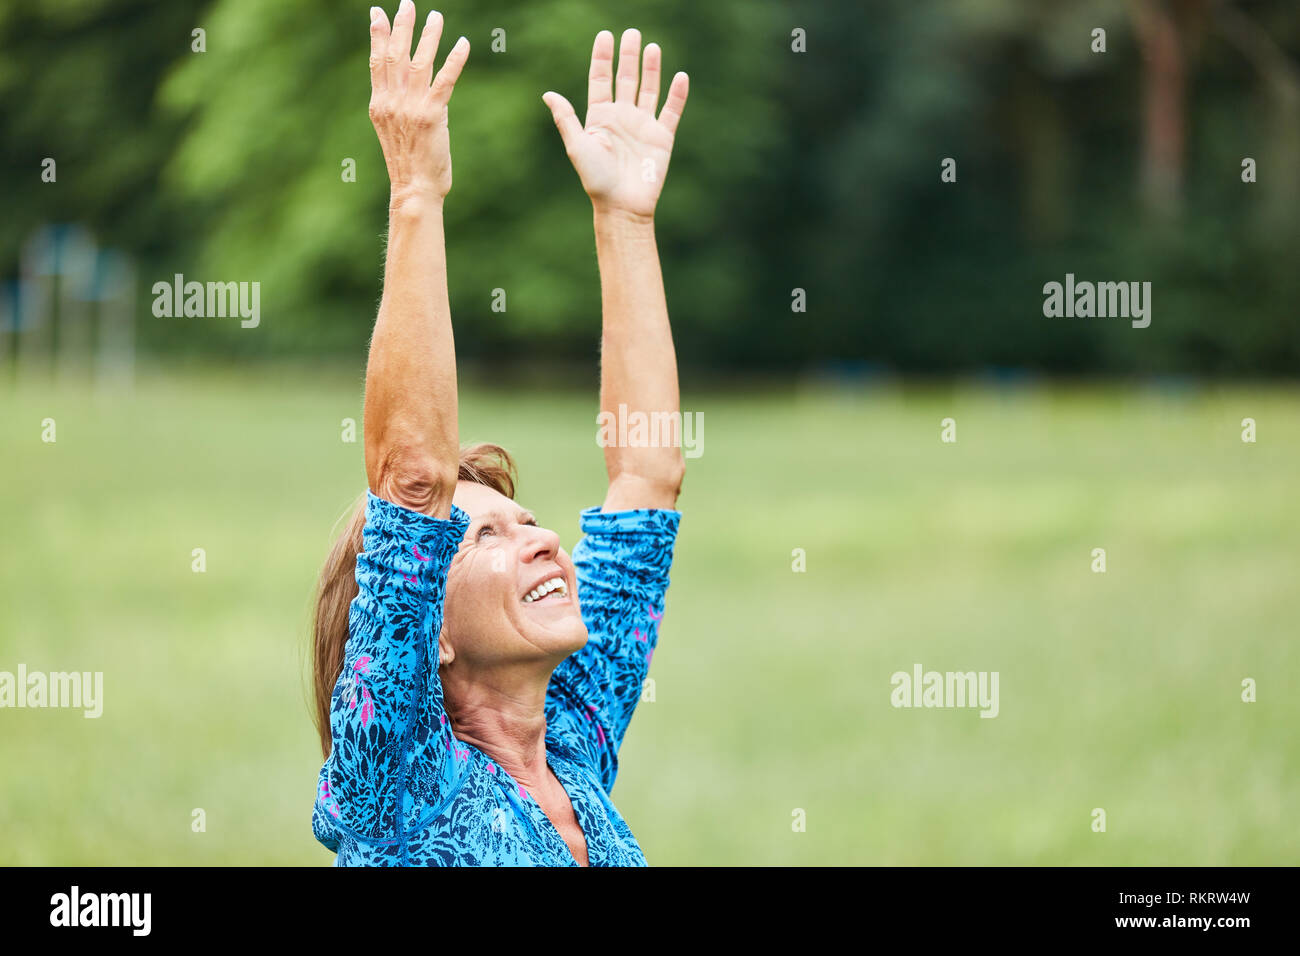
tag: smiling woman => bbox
[308,2,689,867]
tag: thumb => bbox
[542,91,584,149]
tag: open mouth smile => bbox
[522,576,569,604]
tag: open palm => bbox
[543,29,689,220]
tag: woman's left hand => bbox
[543,29,689,222]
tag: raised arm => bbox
[540,30,688,792]
[543,29,690,512]
[364,1,468,516]
[314,3,471,854]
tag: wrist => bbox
[389,183,446,217]
[593,204,656,234]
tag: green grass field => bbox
[2,367,1297,864]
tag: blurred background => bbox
[1,0,1297,865]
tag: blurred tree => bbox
[0,0,208,269]
[2,0,1296,374]
[153,0,785,360]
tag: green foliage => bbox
[152,0,785,357]
[1,0,1297,371]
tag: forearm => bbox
[594,209,684,509]
[542,27,690,508]
[321,490,469,838]
[364,191,459,517]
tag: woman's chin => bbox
[517,607,588,656]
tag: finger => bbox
[410,9,444,89]
[658,71,689,135]
[369,6,390,93]
[637,42,661,113]
[542,91,584,151]
[385,0,417,91]
[587,30,615,113]
[614,28,641,104]
[430,35,470,103]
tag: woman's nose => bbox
[521,525,561,561]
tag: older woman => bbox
[310,2,689,866]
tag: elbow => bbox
[608,455,685,511]
[664,455,686,503]
[649,452,687,507]
[368,446,457,516]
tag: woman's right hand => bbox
[368,2,469,207]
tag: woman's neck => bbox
[441,664,553,790]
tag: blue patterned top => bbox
[312,491,680,866]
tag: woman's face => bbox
[441,480,588,670]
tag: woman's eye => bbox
[476,525,495,540]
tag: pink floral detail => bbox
[345,658,377,728]
[585,703,607,746]
[359,686,374,728]
[518,783,528,801]
[412,544,432,561]
[343,658,379,723]
[487,763,496,774]
[634,628,647,642]
[647,603,663,621]
[320,780,341,817]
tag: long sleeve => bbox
[315,491,470,849]
[545,506,681,793]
